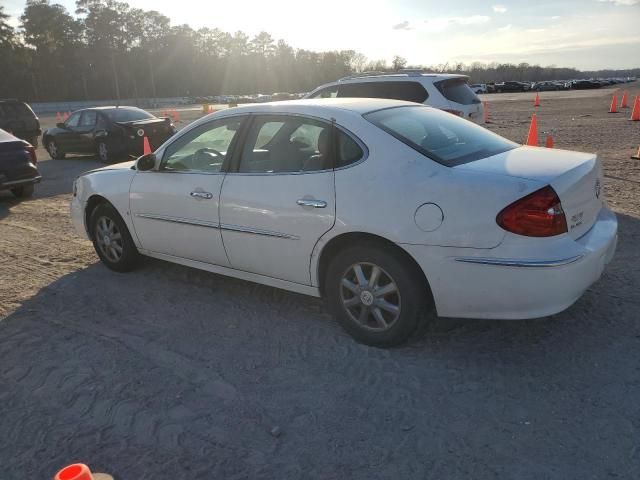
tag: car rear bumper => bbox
[402,207,617,319]
[0,170,41,191]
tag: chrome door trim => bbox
[135,213,220,229]
[454,254,584,268]
[220,223,300,240]
[135,214,299,240]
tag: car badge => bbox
[137,128,145,137]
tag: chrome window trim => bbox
[454,255,584,268]
[224,112,369,176]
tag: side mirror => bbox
[56,122,66,129]
[136,153,156,171]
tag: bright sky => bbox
[4,0,640,70]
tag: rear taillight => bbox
[496,186,567,237]
[443,109,463,116]
[26,145,37,164]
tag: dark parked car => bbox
[0,128,40,198]
[533,81,560,91]
[0,99,41,147]
[494,81,530,93]
[42,106,177,163]
[572,80,602,90]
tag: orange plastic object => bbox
[525,113,538,146]
[545,135,554,148]
[609,94,618,113]
[143,136,152,155]
[534,92,540,107]
[54,463,93,480]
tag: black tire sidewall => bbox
[11,184,34,198]
[325,244,430,347]
[47,139,64,160]
[89,203,139,272]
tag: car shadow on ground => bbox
[1,214,639,478]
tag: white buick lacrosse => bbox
[71,98,617,346]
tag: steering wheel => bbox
[192,147,224,170]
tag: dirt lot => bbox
[1,85,639,479]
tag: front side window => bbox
[162,117,243,173]
[238,115,332,173]
[79,111,97,127]
[65,112,81,128]
[364,105,517,166]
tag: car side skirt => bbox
[138,249,322,298]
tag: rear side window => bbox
[435,79,480,105]
[336,129,365,168]
[364,105,517,167]
[105,108,154,122]
[337,81,428,103]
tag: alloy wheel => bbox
[48,141,57,158]
[340,262,401,332]
[98,142,108,162]
[95,216,123,263]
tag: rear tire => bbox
[11,184,34,198]
[46,139,65,159]
[324,243,432,347]
[29,136,39,148]
[89,202,140,272]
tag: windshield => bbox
[364,105,517,166]
[105,108,154,122]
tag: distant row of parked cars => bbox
[187,92,307,105]
[470,77,636,94]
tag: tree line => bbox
[1,0,638,103]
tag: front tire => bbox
[325,244,431,347]
[46,139,65,159]
[97,140,112,163]
[11,184,34,198]
[89,203,140,272]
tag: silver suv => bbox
[305,71,485,124]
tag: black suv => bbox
[0,100,41,147]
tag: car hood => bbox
[454,146,593,183]
[86,160,136,174]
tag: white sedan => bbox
[71,98,617,347]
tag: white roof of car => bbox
[221,98,421,116]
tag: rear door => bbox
[219,114,336,285]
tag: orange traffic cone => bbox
[143,136,152,155]
[534,92,540,107]
[525,113,538,146]
[56,112,62,122]
[631,145,640,160]
[54,463,113,480]
[483,101,490,123]
[545,135,554,148]
[621,91,628,108]
[630,96,640,121]
[172,109,180,123]
[609,94,618,113]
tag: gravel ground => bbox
[1,85,639,479]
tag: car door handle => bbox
[190,191,213,200]
[296,198,327,208]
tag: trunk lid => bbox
[116,118,173,148]
[455,146,603,239]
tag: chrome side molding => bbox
[454,255,584,268]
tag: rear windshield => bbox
[104,108,154,122]
[435,79,480,105]
[0,102,34,118]
[364,105,517,167]
[337,81,428,104]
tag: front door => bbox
[77,110,98,153]
[129,116,245,266]
[57,111,82,153]
[219,114,336,285]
